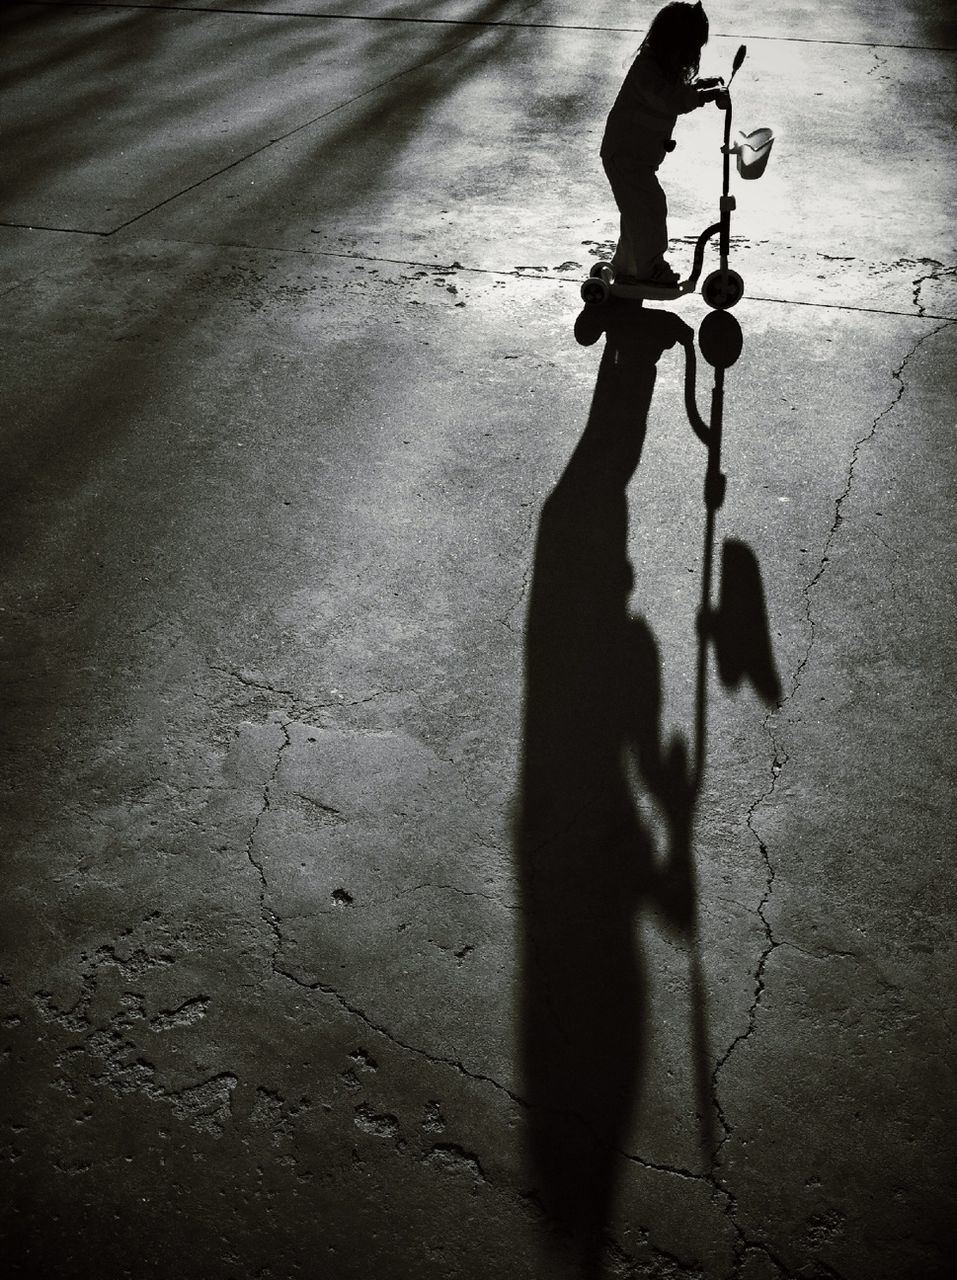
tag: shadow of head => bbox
[712,538,783,704]
[574,300,694,356]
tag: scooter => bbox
[581,44,773,311]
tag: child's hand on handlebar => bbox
[696,77,727,106]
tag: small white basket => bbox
[733,128,774,179]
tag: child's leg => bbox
[602,156,670,281]
[630,169,669,278]
[612,213,638,277]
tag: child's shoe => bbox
[644,260,681,287]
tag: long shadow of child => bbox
[517,307,699,1280]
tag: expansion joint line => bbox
[99,8,511,235]
[23,3,957,48]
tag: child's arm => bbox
[633,54,724,116]
[671,76,724,114]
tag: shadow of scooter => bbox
[679,307,783,1161]
[573,302,782,1168]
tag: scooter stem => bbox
[681,94,734,294]
[720,96,734,270]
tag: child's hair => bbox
[641,1,709,82]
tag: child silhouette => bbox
[601,1,724,287]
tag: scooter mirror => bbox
[726,45,747,89]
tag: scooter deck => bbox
[608,278,696,302]
[581,261,699,306]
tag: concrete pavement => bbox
[1,3,955,1278]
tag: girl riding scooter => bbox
[601,1,725,287]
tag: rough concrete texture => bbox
[1,2,954,1278]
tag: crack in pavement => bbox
[206,657,411,720]
[793,319,953,697]
[705,317,956,1275]
[194,317,956,1264]
[244,718,293,967]
[244,727,723,1198]
[913,261,957,317]
[500,500,538,635]
[240,716,528,1105]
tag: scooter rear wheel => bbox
[702,268,744,310]
[581,276,610,305]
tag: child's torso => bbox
[601,48,695,162]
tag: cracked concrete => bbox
[2,1,955,1278]
[708,318,956,1183]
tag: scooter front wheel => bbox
[702,268,744,310]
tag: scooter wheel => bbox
[581,276,610,305]
[589,261,611,279]
[702,268,744,310]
